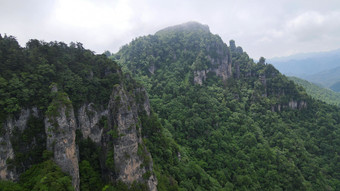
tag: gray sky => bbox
[1,0,340,59]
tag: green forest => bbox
[289,76,340,106]
[116,23,340,190]
[0,34,148,191]
[0,21,340,191]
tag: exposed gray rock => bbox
[14,109,30,132]
[0,86,157,191]
[272,100,307,112]
[194,70,207,85]
[106,84,157,190]
[289,100,298,109]
[147,174,158,191]
[209,55,232,81]
[194,45,232,85]
[32,107,39,117]
[0,108,33,181]
[288,100,307,109]
[0,122,16,181]
[134,87,151,116]
[45,100,79,191]
[78,103,107,143]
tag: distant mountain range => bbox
[268,49,340,92]
[303,66,340,88]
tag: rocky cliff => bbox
[0,114,20,181]
[193,51,232,85]
[45,90,80,191]
[78,103,107,144]
[118,21,233,86]
[106,84,157,190]
[0,108,44,181]
[0,84,158,191]
[0,35,158,190]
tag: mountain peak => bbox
[155,21,210,35]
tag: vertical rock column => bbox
[107,85,157,190]
[0,122,16,180]
[45,93,79,191]
[0,108,32,181]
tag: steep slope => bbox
[289,76,340,106]
[0,35,160,191]
[116,22,340,190]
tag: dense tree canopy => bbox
[116,23,340,191]
[0,35,122,125]
[1,23,340,191]
[0,34,142,190]
[289,76,340,106]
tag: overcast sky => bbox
[1,0,340,59]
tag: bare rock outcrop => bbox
[0,108,38,181]
[194,45,232,85]
[78,103,107,144]
[0,119,17,181]
[105,84,157,190]
[45,94,79,191]
[1,85,157,191]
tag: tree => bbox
[259,57,266,65]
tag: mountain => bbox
[330,80,340,92]
[302,66,340,91]
[268,49,340,91]
[1,22,340,191]
[268,48,340,76]
[116,22,340,190]
[0,35,161,191]
[289,76,340,106]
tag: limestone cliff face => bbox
[0,129,15,181]
[78,103,107,144]
[194,70,207,85]
[76,84,157,190]
[45,96,80,191]
[194,45,232,85]
[1,85,157,191]
[0,108,41,181]
[0,116,19,181]
[104,84,157,190]
[288,100,307,110]
[271,101,308,112]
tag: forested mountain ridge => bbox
[0,34,164,191]
[289,76,340,107]
[116,22,340,190]
[0,21,340,191]
[303,66,340,92]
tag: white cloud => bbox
[1,0,340,58]
[52,0,133,32]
